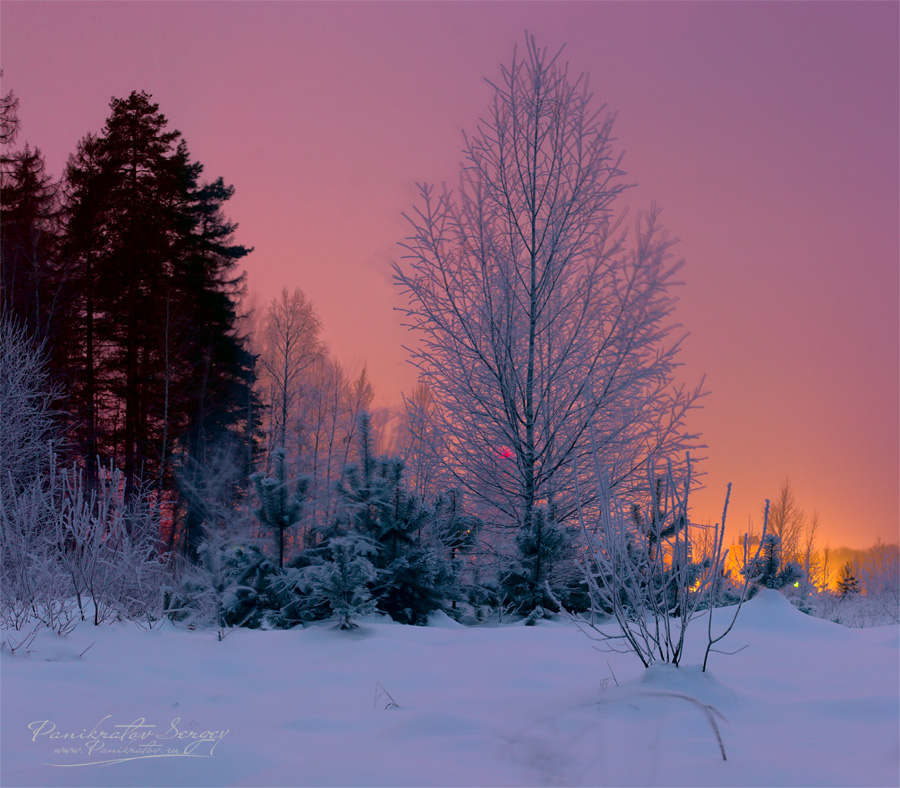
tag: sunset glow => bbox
[2,1,896,549]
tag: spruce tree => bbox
[0,144,61,344]
[251,447,308,568]
[836,561,860,598]
[743,533,803,593]
[333,411,457,624]
[500,508,569,617]
[59,91,257,549]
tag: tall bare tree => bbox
[765,479,807,564]
[394,37,703,534]
[258,287,323,456]
[398,382,444,501]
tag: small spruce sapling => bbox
[336,411,462,625]
[251,447,308,568]
[836,561,860,598]
[501,507,576,619]
[742,533,803,595]
[300,535,378,629]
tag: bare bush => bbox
[562,449,764,671]
[1,455,168,631]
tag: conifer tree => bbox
[0,84,19,145]
[299,536,378,629]
[836,561,860,598]
[743,533,803,593]
[501,507,573,616]
[0,144,61,345]
[59,91,257,545]
[251,447,308,568]
[333,412,462,624]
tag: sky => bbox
[2,1,897,550]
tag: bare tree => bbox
[298,356,374,535]
[764,479,807,564]
[801,510,821,589]
[303,355,346,533]
[818,543,833,590]
[0,315,59,502]
[258,288,323,456]
[340,365,374,470]
[398,382,444,500]
[394,36,703,536]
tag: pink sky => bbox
[2,1,897,549]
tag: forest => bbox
[1,42,896,647]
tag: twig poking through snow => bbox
[606,660,619,687]
[631,690,728,761]
[374,681,400,710]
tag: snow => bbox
[2,590,897,787]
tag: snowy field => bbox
[2,590,898,788]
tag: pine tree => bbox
[0,144,62,347]
[501,507,573,618]
[743,533,803,593]
[1,84,19,146]
[299,536,377,629]
[333,411,461,624]
[836,561,860,598]
[251,447,308,568]
[59,133,108,484]
[59,91,257,548]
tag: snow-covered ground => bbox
[2,590,897,787]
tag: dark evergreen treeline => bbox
[2,91,259,557]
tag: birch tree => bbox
[394,37,703,535]
[764,479,807,564]
[258,287,323,457]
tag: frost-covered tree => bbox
[398,382,444,501]
[500,506,578,618]
[765,479,807,565]
[0,315,59,502]
[298,357,373,531]
[394,35,703,543]
[327,411,470,624]
[257,288,323,457]
[858,539,899,623]
[2,456,168,632]
[294,535,378,629]
[171,442,266,636]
